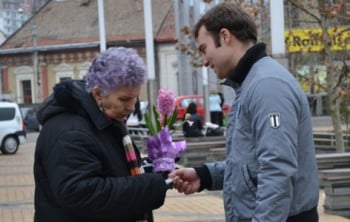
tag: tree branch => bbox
[286,0,322,24]
[337,60,349,88]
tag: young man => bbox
[169,3,319,222]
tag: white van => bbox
[0,101,26,154]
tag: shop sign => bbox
[285,27,350,53]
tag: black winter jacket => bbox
[182,114,204,137]
[34,80,167,222]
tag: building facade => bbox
[0,0,178,105]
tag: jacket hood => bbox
[37,80,112,130]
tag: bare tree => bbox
[286,0,349,152]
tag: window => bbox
[14,66,33,104]
[59,77,72,82]
[0,108,15,121]
[54,63,74,83]
[22,80,32,104]
[180,98,196,108]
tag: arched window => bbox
[54,63,74,83]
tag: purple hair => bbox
[85,47,147,93]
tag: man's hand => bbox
[168,168,200,195]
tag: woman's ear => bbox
[92,86,103,103]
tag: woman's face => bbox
[93,85,141,122]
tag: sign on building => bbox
[285,27,350,53]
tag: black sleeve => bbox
[194,165,212,192]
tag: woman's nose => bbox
[127,101,136,112]
[127,104,135,113]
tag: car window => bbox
[181,98,197,108]
[0,108,15,121]
[199,98,204,106]
[180,100,186,107]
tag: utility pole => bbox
[174,0,192,95]
[270,0,285,55]
[97,0,106,52]
[270,0,287,68]
[143,0,156,116]
[202,67,210,123]
[174,1,183,95]
[196,0,213,123]
[32,0,40,103]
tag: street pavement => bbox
[0,131,349,222]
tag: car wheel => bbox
[1,135,19,154]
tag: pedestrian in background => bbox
[209,93,223,126]
[170,3,319,222]
[34,47,171,222]
[217,92,225,126]
[182,102,204,137]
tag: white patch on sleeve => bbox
[268,113,280,129]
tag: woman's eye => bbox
[120,98,132,103]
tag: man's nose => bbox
[202,58,209,67]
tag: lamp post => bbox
[17,8,24,26]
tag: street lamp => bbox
[17,8,24,26]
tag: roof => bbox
[0,0,176,50]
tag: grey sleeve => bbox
[205,161,225,190]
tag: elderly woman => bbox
[34,47,169,222]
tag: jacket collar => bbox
[37,79,114,131]
[69,80,114,130]
[227,43,267,86]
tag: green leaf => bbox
[144,112,156,135]
[152,105,161,133]
[167,106,178,129]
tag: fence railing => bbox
[314,132,350,153]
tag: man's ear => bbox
[220,28,231,45]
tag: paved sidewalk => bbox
[0,142,34,222]
[0,134,349,222]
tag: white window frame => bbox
[14,66,34,104]
[78,62,91,80]
[54,63,74,83]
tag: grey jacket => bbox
[206,55,319,221]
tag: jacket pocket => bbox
[232,209,252,222]
[242,163,257,195]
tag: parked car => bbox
[20,107,41,132]
[0,101,26,154]
[174,94,230,121]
